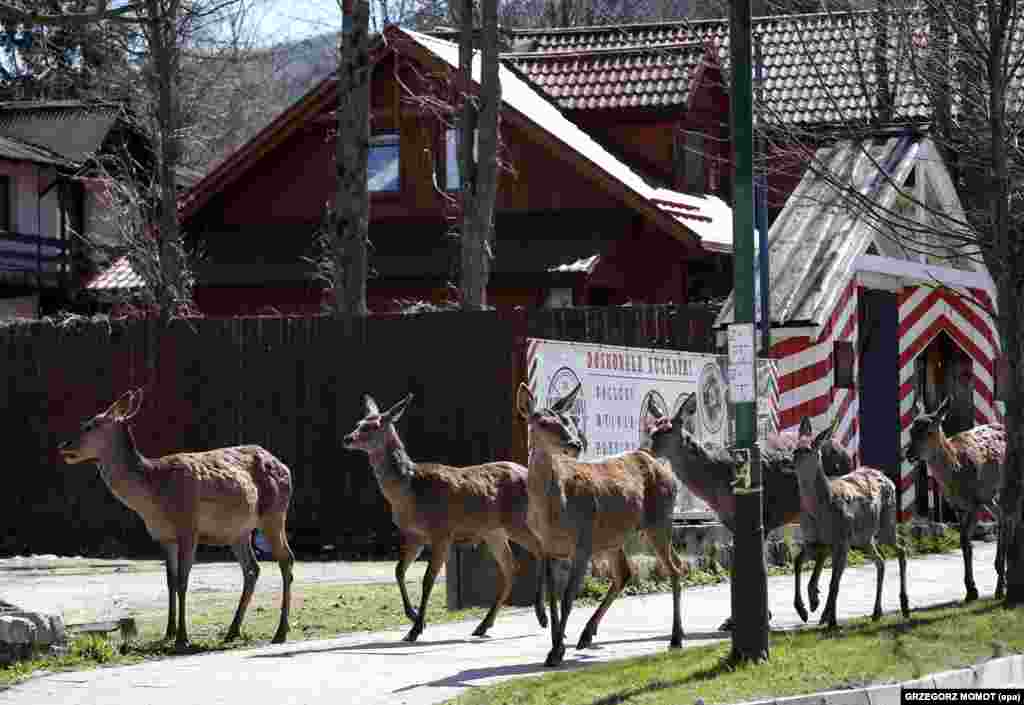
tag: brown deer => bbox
[342,393,553,642]
[642,394,855,629]
[516,382,685,667]
[793,417,909,629]
[58,389,295,651]
[903,397,1007,602]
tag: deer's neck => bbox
[795,458,833,517]
[923,433,960,494]
[96,425,151,503]
[366,428,416,495]
[657,440,735,523]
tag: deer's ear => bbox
[384,393,413,424]
[364,394,380,416]
[104,390,136,420]
[935,396,951,423]
[647,395,666,419]
[798,416,813,438]
[813,424,834,449]
[516,383,535,419]
[552,382,581,413]
[124,388,145,420]
[674,393,696,424]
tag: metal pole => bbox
[729,0,769,663]
[755,33,770,357]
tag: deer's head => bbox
[59,389,144,464]
[342,393,413,456]
[793,416,837,476]
[642,392,703,460]
[903,396,950,463]
[516,382,587,455]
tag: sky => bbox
[252,0,345,45]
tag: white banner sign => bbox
[526,338,778,519]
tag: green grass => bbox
[0,580,488,688]
[448,599,1023,705]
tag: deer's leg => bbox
[396,539,424,623]
[263,510,295,644]
[225,537,260,642]
[992,504,1006,600]
[547,531,592,667]
[162,543,179,641]
[512,529,549,629]
[543,557,563,668]
[820,543,847,630]
[961,510,979,602]
[793,542,810,623]
[473,533,516,637]
[807,544,828,614]
[174,533,198,652]
[404,538,450,643]
[651,527,686,649]
[868,539,885,621]
[896,537,910,618]
[577,547,630,650]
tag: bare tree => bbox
[457,0,500,309]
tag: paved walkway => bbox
[0,543,1000,705]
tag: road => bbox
[0,542,1000,705]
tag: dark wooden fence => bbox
[0,305,716,559]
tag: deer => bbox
[516,382,685,668]
[903,396,1007,602]
[342,392,555,643]
[792,416,909,629]
[642,394,856,630]
[58,389,295,652]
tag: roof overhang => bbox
[854,253,997,308]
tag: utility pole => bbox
[755,33,770,357]
[729,0,770,663]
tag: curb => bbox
[731,654,1024,705]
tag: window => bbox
[445,128,478,191]
[368,133,400,192]
[834,341,855,389]
[545,288,573,309]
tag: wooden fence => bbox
[0,305,716,558]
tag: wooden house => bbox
[176,26,734,316]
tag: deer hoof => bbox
[271,628,289,644]
[996,584,1005,600]
[872,609,882,621]
[173,639,192,654]
[535,606,548,629]
[224,628,241,643]
[471,623,490,637]
[544,645,566,667]
[901,597,910,618]
[669,631,684,649]
[718,616,734,631]
[403,626,422,643]
[965,587,979,603]
[576,629,594,650]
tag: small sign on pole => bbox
[727,323,757,404]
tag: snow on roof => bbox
[547,254,600,274]
[401,29,730,248]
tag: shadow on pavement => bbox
[391,652,606,693]
[246,635,531,659]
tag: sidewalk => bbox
[0,543,1000,705]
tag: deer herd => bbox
[57,383,1009,667]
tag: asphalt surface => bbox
[0,542,1002,705]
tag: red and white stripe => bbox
[773,279,860,461]
[526,339,540,398]
[897,285,1000,521]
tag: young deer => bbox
[58,389,295,651]
[643,394,855,629]
[516,382,685,667]
[342,393,553,642]
[793,417,909,628]
[904,397,1007,601]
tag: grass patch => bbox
[448,599,1022,705]
[0,580,487,688]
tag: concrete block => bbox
[972,657,1022,687]
[0,616,37,645]
[773,693,822,705]
[932,667,977,688]
[862,684,900,705]
[813,687,870,705]
[7,611,64,646]
[900,676,936,689]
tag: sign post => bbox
[729,0,770,663]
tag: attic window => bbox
[368,133,400,192]
[866,242,880,256]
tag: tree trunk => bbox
[334,0,371,316]
[459,0,499,310]
[1002,295,1024,605]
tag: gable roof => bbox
[468,10,932,125]
[181,26,731,252]
[715,135,993,329]
[0,101,126,163]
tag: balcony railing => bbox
[0,231,67,277]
